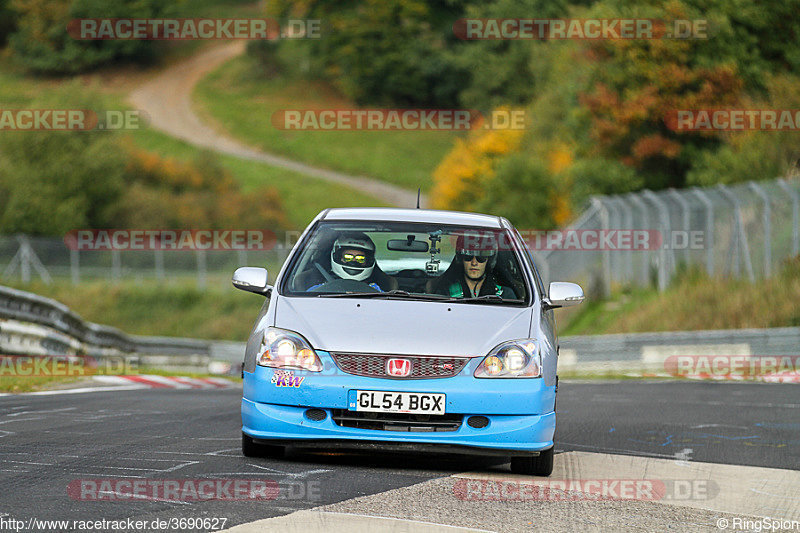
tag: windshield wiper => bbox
[457,295,525,304]
[317,290,451,301]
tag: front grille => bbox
[331,409,463,432]
[330,353,469,379]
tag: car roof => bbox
[321,208,505,229]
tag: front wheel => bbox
[242,432,284,458]
[510,447,554,476]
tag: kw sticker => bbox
[271,370,304,388]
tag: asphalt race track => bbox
[0,381,797,531]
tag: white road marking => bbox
[13,385,148,396]
[8,407,77,417]
[218,510,497,533]
[96,491,192,506]
[558,442,679,459]
[0,417,42,425]
[203,448,241,455]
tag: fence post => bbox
[778,179,799,257]
[717,184,755,282]
[591,198,611,297]
[196,249,207,289]
[70,249,80,285]
[691,187,715,276]
[155,249,165,282]
[612,196,634,282]
[748,181,772,277]
[668,188,691,265]
[642,190,672,291]
[2,235,52,284]
[112,249,121,283]
[626,193,651,286]
[601,197,620,284]
[237,249,248,269]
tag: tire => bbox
[510,447,554,476]
[241,432,284,458]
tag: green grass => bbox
[559,259,800,335]
[0,53,388,230]
[134,366,240,380]
[0,364,239,393]
[194,54,458,191]
[3,279,264,341]
[126,127,389,228]
[0,374,85,394]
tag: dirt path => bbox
[128,42,425,208]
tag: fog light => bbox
[305,409,326,421]
[467,416,489,429]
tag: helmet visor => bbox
[333,247,375,268]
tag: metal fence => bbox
[1,178,798,293]
[532,178,800,295]
[0,235,292,289]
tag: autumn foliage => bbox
[431,111,525,212]
[109,144,290,232]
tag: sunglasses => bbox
[459,253,488,263]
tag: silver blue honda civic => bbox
[233,207,584,476]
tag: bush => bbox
[0,0,18,46]
[0,91,127,235]
[0,89,290,235]
[8,0,171,74]
[107,145,290,232]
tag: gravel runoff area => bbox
[315,476,743,533]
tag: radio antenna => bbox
[416,188,421,209]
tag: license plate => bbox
[351,390,446,415]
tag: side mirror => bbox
[232,267,270,295]
[545,282,585,309]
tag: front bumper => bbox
[241,351,556,454]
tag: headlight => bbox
[474,340,541,378]
[256,327,323,372]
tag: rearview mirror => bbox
[545,282,585,309]
[232,267,270,295]
[387,237,429,252]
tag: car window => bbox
[281,221,530,304]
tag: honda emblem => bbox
[386,358,412,377]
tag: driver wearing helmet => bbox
[436,233,516,299]
[306,232,387,292]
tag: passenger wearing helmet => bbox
[435,233,516,299]
[305,232,388,292]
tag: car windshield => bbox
[281,221,530,304]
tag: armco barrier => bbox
[0,285,214,370]
[3,284,798,377]
[559,327,800,374]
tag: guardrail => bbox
[0,285,224,371]
[2,283,797,378]
[559,327,800,375]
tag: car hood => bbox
[275,296,532,356]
